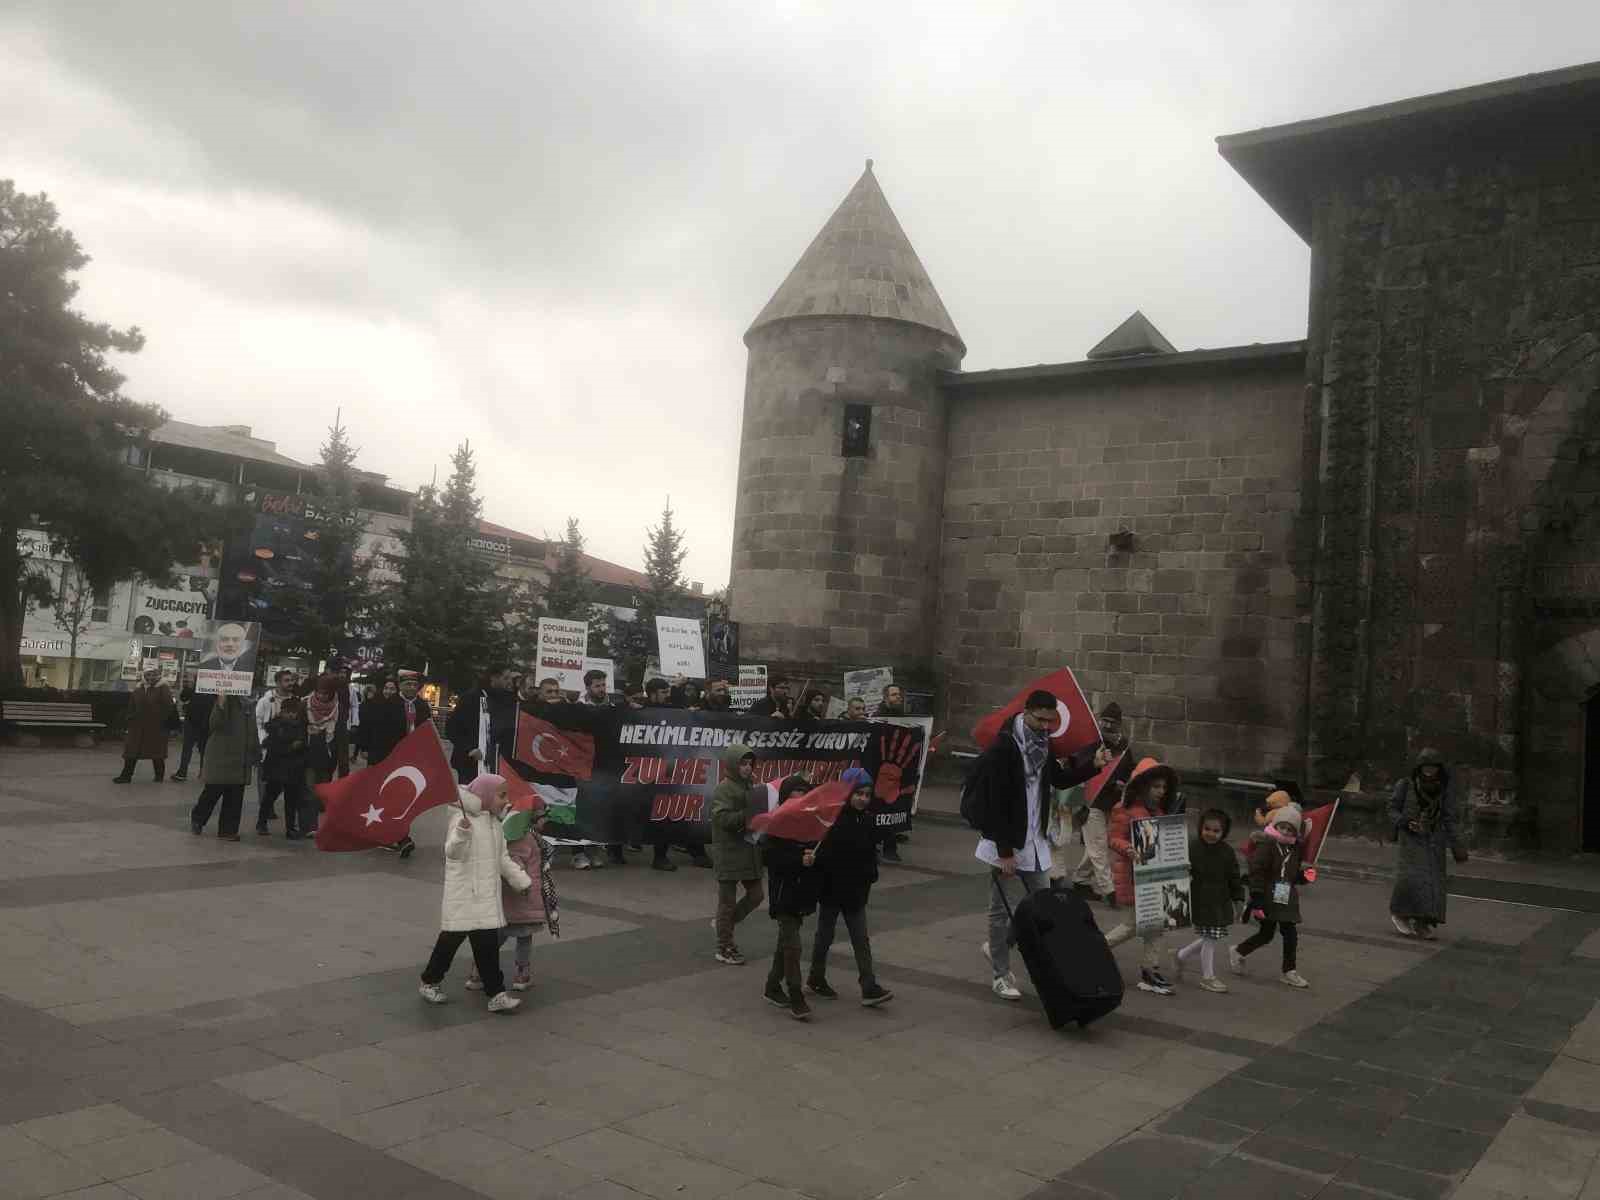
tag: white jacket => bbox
[440,788,532,932]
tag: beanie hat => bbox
[1253,788,1293,828]
[1099,702,1123,721]
[1265,802,1305,837]
[841,767,873,791]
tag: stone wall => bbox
[1300,122,1600,850]
[729,317,962,682]
[938,353,1306,777]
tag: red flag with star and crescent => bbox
[315,723,458,851]
[971,667,1100,760]
[513,711,595,781]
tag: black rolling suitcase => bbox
[997,879,1123,1029]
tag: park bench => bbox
[0,701,105,746]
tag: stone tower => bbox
[729,162,965,681]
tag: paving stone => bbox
[1335,1157,1454,1200]
[1367,1116,1495,1174]
[0,1146,109,1199]
[118,1153,272,1200]
[65,1128,211,1180]
[16,1104,155,1149]
[1178,1155,1323,1199]
[1262,1100,1393,1156]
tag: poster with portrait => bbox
[1133,814,1191,934]
[194,621,261,695]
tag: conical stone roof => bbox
[747,161,963,350]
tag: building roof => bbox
[747,161,963,349]
[1086,311,1177,360]
[1218,60,1600,243]
[151,420,310,470]
[477,517,650,589]
[942,340,1305,392]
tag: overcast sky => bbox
[6,4,1598,586]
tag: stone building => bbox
[729,60,1600,851]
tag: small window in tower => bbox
[842,404,871,457]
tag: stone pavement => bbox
[3,748,1600,1199]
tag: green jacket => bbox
[201,695,261,787]
[711,741,761,881]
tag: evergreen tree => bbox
[614,500,690,683]
[269,415,376,668]
[378,442,509,696]
[542,518,594,621]
[1,181,219,688]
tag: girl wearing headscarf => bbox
[806,767,893,1007]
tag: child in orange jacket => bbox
[1105,758,1181,996]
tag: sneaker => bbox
[860,984,893,1008]
[806,978,838,999]
[715,947,746,966]
[464,973,484,991]
[418,982,448,1005]
[511,966,532,991]
[992,973,1022,1001]
[1390,914,1416,938]
[379,842,399,853]
[1415,922,1437,941]
[789,993,812,1022]
[651,859,678,872]
[1228,945,1246,975]
[487,992,521,1013]
[398,838,415,860]
[169,772,187,783]
[1198,976,1230,994]
[1138,968,1175,996]
[589,852,607,869]
[573,852,593,870]
[1281,970,1310,989]
[764,982,789,1009]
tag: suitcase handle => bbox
[990,869,1038,922]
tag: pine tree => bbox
[542,518,594,621]
[268,415,376,668]
[378,442,509,695]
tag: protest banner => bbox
[1132,814,1191,934]
[537,618,588,692]
[193,621,260,695]
[731,664,767,710]
[844,666,894,713]
[655,616,706,679]
[504,707,929,847]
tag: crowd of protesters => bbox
[114,657,1467,1025]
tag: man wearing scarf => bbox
[968,689,1106,1000]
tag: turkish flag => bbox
[314,724,457,851]
[514,712,594,780]
[750,779,851,844]
[1301,799,1340,865]
[1084,750,1130,806]
[971,668,1100,760]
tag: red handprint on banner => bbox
[873,727,920,804]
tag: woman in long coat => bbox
[115,669,177,783]
[190,696,261,840]
[1388,748,1468,939]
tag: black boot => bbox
[152,760,165,782]
[113,759,134,784]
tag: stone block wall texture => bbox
[938,356,1306,777]
[1301,121,1600,850]
[729,318,963,681]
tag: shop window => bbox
[842,404,871,457]
[91,586,111,624]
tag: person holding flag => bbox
[416,774,533,1013]
[966,676,1109,1001]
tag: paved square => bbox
[3,746,1599,1198]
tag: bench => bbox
[1,701,105,747]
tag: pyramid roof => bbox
[747,162,962,349]
[1087,311,1177,359]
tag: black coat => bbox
[766,836,820,920]
[362,696,408,764]
[814,805,879,913]
[183,689,216,735]
[968,726,1100,857]
[261,713,308,785]
[445,689,488,770]
[1189,835,1245,929]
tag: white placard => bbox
[537,618,589,692]
[844,666,894,713]
[655,616,706,679]
[732,664,767,710]
[195,668,252,696]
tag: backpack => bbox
[959,761,988,831]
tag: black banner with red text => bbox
[506,708,930,847]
